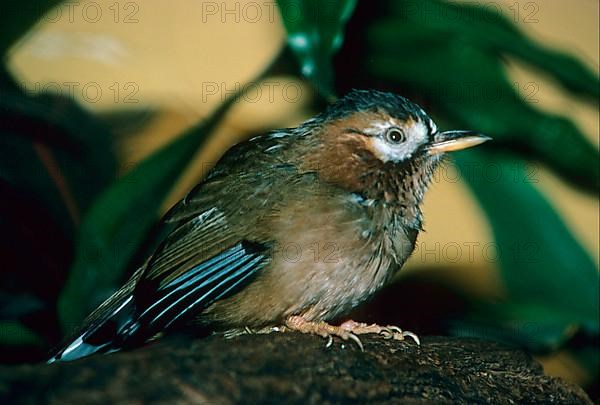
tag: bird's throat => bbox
[363,154,443,230]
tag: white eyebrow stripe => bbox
[363,118,398,136]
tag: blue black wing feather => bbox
[136,241,268,330]
[49,240,268,362]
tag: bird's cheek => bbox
[366,137,410,163]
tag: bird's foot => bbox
[285,315,365,351]
[339,320,420,345]
[226,318,419,350]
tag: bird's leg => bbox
[285,315,365,351]
[339,320,420,345]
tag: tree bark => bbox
[0,334,591,404]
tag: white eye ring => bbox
[385,127,406,144]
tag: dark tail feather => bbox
[48,292,143,363]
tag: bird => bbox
[48,89,490,362]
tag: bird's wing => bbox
[134,236,269,332]
[132,136,304,329]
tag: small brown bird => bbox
[49,89,489,362]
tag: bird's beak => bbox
[427,130,492,155]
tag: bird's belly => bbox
[202,231,404,329]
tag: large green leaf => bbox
[58,99,235,330]
[276,0,357,98]
[455,150,599,338]
[389,0,599,100]
[1,0,63,57]
[450,288,596,351]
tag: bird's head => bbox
[300,89,490,219]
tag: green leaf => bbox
[388,0,599,100]
[0,321,43,346]
[454,150,599,340]
[277,0,357,98]
[449,317,573,353]
[451,299,589,352]
[58,98,235,331]
[1,0,63,57]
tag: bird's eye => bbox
[385,127,406,144]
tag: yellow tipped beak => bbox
[427,131,491,155]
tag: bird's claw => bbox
[325,334,333,348]
[400,330,421,345]
[340,320,421,346]
[285,316,365,351]
[377,326,420,345]
[345,332,364,351]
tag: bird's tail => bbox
[48,268,147,363]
